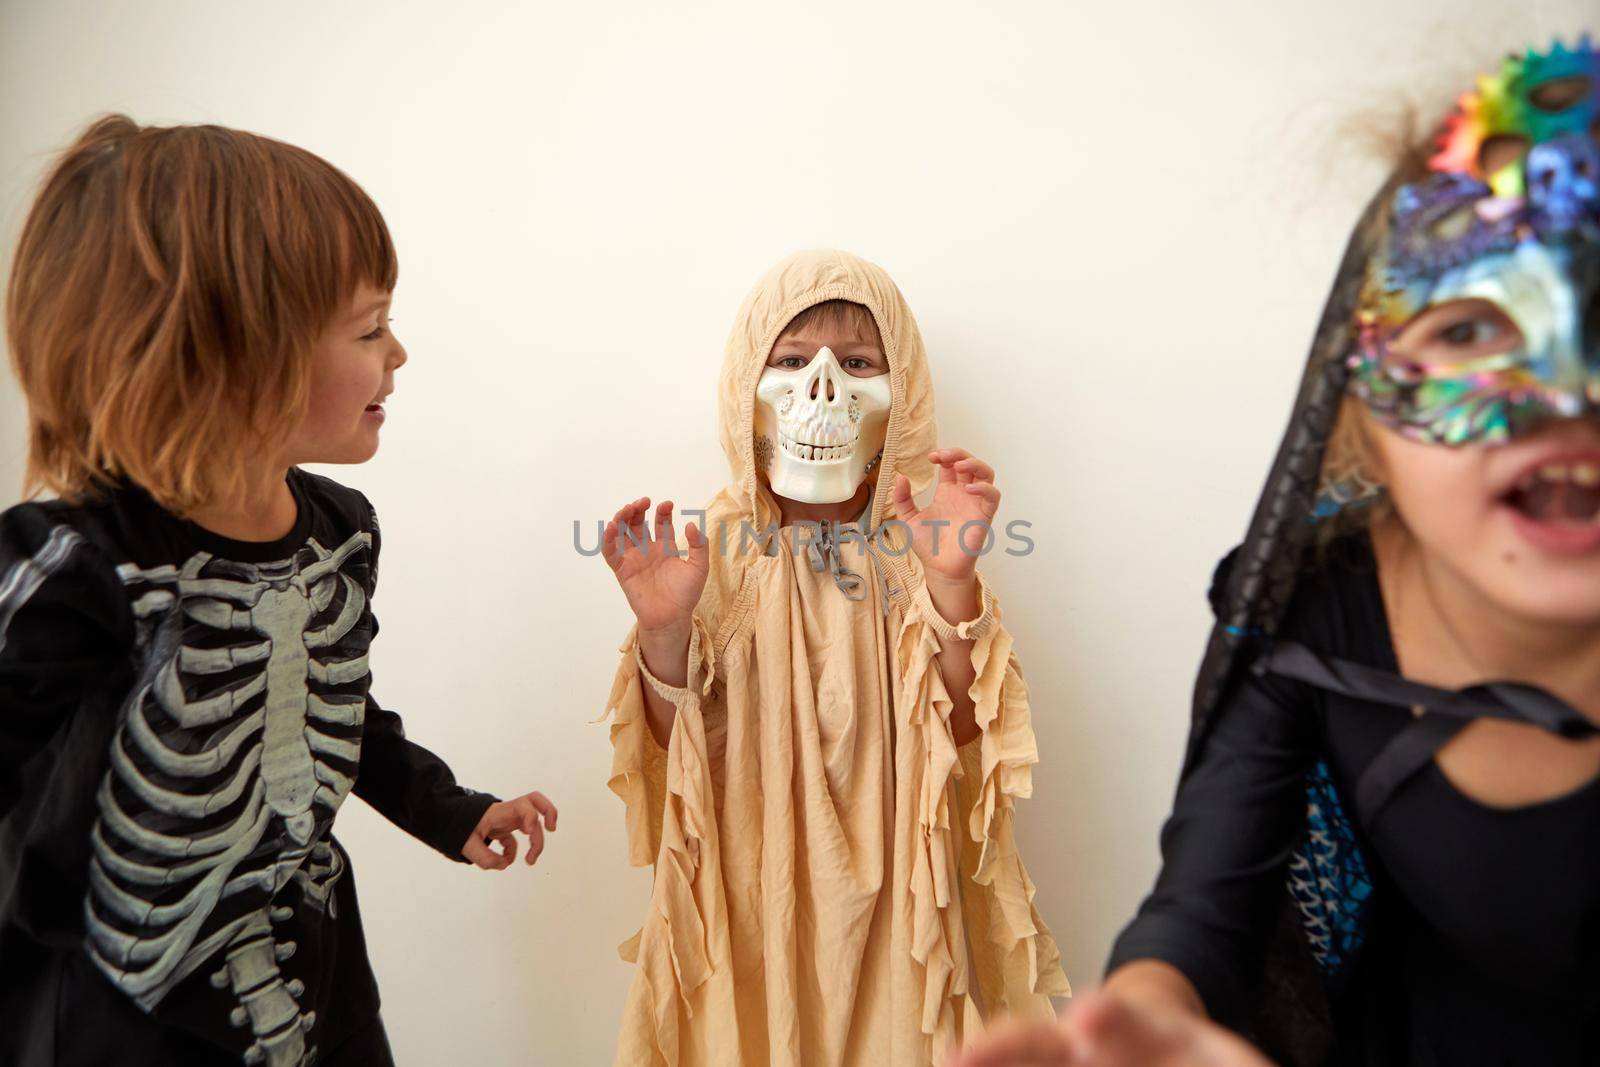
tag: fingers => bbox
[684,520,710,572]
[604,498,652,561]
[606,497,685,570]
[602,498,638,570]
[892,473,916,518]
[627,497,651,554]
[946,1016,1075,1067]
[931,449,989,489]
[1072,993,1271,1067]
[605,498,710,573]
[1068,992,1138,1044]
[953,456,995,486]
[601,519,623,571]
[513,798,538,836]
[461,835,491,867]
[493,831,519,867]
[464,795,560,872]
[1065,991,1198,1064]
[523,819,546,866]
[965,482,1002,516]
[462,834,510,871]
[500,793,556,867]
[525,790,559,831]
[654,500,680,559]
[928,449,994,489]
[652,502,691,563]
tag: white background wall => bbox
[1,1,1591,1062]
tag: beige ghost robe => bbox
[603,250,1069,1066]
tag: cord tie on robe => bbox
[805,522,868,601]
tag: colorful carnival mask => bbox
[754,346,891,504]
[1349,39,1600,445]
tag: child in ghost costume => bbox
[600,249,1069,1066]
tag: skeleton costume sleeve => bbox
[0,506,132,820]
[0,469,495,1067]
[349,514,498,861]
[353,694,497,861]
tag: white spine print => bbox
[89,532,372,1066]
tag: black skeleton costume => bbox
[0,468,496,1066]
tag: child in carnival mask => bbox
[953,36,1600,1067]
[598,250,1070,1066]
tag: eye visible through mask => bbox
[1348,40,1600,446]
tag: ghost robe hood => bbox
[603,249,1069,1066]
[718,248,937,535]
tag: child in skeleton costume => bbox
[598,249,1070,1066]
[951,37,1600,1067]
[0,117,557,1067]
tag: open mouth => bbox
[1504,460,1600,524]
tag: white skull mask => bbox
[754,346,892,504]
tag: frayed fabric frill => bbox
[602,526,1067,1066]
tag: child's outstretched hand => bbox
[461,791,559,870]
[602,497,710,635]
[944,991,1274,1067]
[892,448,1001,582]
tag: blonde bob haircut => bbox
[6,114,397,516]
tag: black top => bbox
[1108,534,1600,1066]
[0,469,497,1066]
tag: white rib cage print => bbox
[86,531,373,1067]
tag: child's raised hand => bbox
[601,497,710,635]
[461,791,559,870]
[892,448,1001,581]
